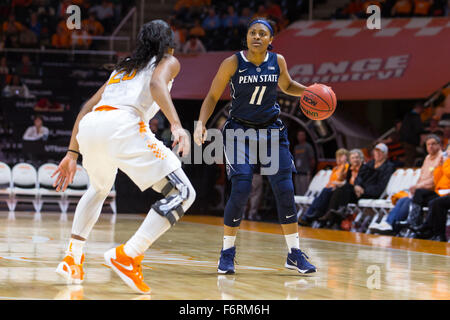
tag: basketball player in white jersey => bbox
[52,20,196,294]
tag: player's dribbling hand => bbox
[172,126,190,157]
[52,153,78,192]
[193,121,206,146]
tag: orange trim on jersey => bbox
[94,105,118,111]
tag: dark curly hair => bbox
[114,19,175,74]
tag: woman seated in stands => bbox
[298,148,349,226]
[370,135,444,235]
[410,142,449,241]
[316,148,366,229]
[23,115,49,141]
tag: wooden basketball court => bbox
[0,211,449,300]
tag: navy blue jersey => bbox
[229,51,280,124]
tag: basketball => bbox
[300,83,337,120]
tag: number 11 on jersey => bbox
[249,86,267,105]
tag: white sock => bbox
[124,209,171,258]
[223,236,236,250]
[285,233,299,253]
[67,238,85,264]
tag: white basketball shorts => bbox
[77,108,181,193]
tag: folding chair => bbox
[0,162,14,217]
[37,163,66,220]
[11,163,40,220]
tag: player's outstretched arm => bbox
[52,81,107,191]
[277,54,307,97]
[150,54,189,157]
[194,55,237,145]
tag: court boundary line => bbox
[180,220,450,259]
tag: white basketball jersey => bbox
[94,57,173,123]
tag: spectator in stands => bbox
[89,0,114,33]
[0,56,9,75]
[379,119,405,166]
[265,0,283,21]
[317,149,365,229]
[401,135,444,233]
[294,130,316,196]
[173,0,193,21]
[57,0,72,19]
[202,7,221,30]
[29,12,42,39]
[16,54,37,76]
[352,143,395,200]
[415,195,450,241]
[222,5,239,28]
[298,148,350,226]
[23,115,49,141]
[170,19,187,53]
[182,35,206,54]
[400,102,425,167]
[391,0,413,16]
[51,23,71,49]
[3,14,23,47]
[252,4,268,19]
[370,135,444,234]
[412,144,450,241]
[2,74,33,98]
[413,0,433,15]
[82,13,105,36]
[425,116,444,136]
[238,7,253,27]
[19,26,38,48]
[189,19,206,38]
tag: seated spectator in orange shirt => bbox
[413,0,432,15]
[189,19,206,38]
[51,24,71,49]
[391,0,413,16]
[298,148,350,226]
[3,14,24,36]
[82,13,105,36]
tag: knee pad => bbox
[224,174,253,227]
[152,172,194,226]
[268,170,297,224]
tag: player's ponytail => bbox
[114,19,175,73]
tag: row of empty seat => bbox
[0,162,116,223]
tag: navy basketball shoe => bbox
[285,248,317,274]
[218,246,236,274]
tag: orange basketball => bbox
[299,83,337,120]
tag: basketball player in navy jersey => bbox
[194,18,316,274]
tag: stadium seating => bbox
[11,163,40,220]
[37,163,66,220]
[294,169,331,218]
[0,162,14,213]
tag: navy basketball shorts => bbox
[222,118,296,179]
